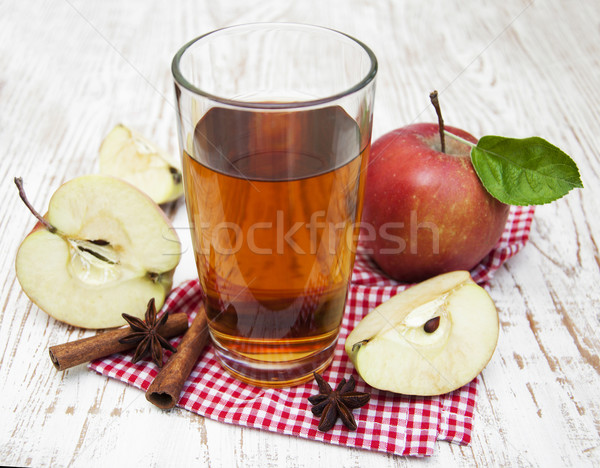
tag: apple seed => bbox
[89,239,110,246]
[75,245,117,265]
[424,316,440,333]
[169,166,182,184]
[352,340,369,352]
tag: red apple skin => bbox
[362,123,510,282]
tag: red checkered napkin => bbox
[89,205,534,457]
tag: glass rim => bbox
[171,22,378,110]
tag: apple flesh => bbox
[15,175,181,329]
[362,123,509,282]
[99,124,183,204]
[345,271,499,396]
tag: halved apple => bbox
[99,124,183,204]
[345,271,499,395]
[15,175,181,329]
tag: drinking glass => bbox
[172,23,377,387]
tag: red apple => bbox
[15,175,181,328]
[361,123,509,282]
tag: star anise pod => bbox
[308,372,370,432]
[118,298,177,367]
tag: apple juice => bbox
[182,105,369,386]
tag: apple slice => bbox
[345,271,499,395]
[99,124,183,204]
[15,175,181,329]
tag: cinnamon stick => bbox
[49,312,189,371]
[146,305,209,409]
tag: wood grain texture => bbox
[1,0,599,466]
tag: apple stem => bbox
[14,177,58,234]
[443,130,477,149]
[429,90,446,153]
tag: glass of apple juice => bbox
[172,23,377,387]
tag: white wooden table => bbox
[1,0,599,466]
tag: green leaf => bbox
[471,135,583,205]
